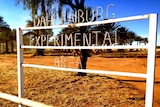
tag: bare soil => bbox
[0,54,160,107]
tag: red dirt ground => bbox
[23,55,160,106]
[0,54,160,106]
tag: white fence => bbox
[0,92,54,107]
[1,14,157,107]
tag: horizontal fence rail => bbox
[0,92,54,107]
[21,14,149,30]
[21,45,148,49]
[22,64,147,78]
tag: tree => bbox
[17,0,145,76]
[17,0,55,56]
[59,0,93,76]
[58,7,98,53]
[17,0,95,75]
[0,16,11,53]
[0,16,9,28]
[17,0,56,18]
[91,23,120,45]
[143,37,148,45]
[9,29,16,53]
[127,31,136,45]
[116,27,128,45]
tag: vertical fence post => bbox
[145,14,158,107]
[16,28,24,107]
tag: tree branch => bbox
[75,0,80,6]
[59,0,76,10]
[80,0,85,6]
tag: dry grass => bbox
[0,54,145,107]
[0,68,145,107]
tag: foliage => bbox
[0,16,16,53]
[16,0,56,55]
[16,0,56,18]
[0,16,9,28]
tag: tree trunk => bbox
[33,34,45,56]
[77,49,88,76]
[5,41,9,53]
[0,42,1,52]
[11,40,14,53]
[33,49,45,56]
[77,27,88,76]
[3,42,5,53]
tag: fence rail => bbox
[0,92,54,107]
[21,45,148,49]
[22,64,147,78]
[21,14,149,30]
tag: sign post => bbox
[145,14,158,107]
[16,28,24,107]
